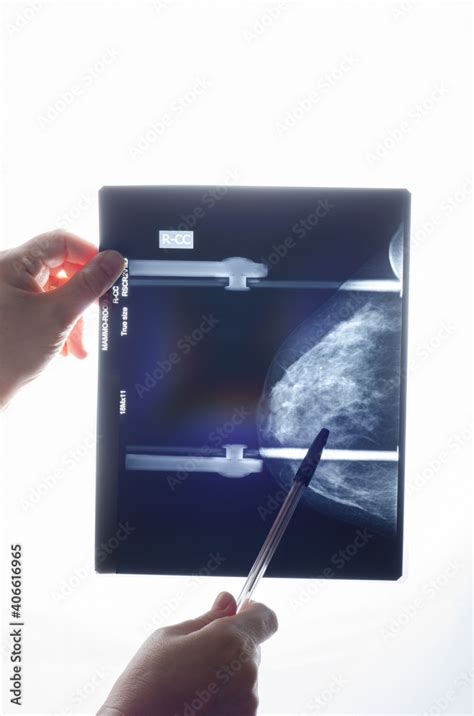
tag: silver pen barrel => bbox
[235,428,329,611]
[236,482,304,610]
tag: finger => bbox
[168,592,237,635]
[66,317,87,359]
[230,601,278,645]
[49,261,84,278]
[4,230,98,289]
[62,261,84,275]
[42,262,82,291]
[48,250,124,328]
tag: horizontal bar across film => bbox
[260,448,399,461]
[125,453,263,479]
[126,447,399,479]
[129,258,267,290]
[248,279,401,292]
[128,259,401,293]
[129,277,401,292]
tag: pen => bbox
[236,428,330,611]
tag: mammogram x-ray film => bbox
[96,185,410,579]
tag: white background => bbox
[1,1,472,714]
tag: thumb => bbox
[49,250,124,327]
[170,592,237,636]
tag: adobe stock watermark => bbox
[6,2,46,37]
[276,52,358,138]
[410,175,472,255]
[128,75,212,160]
[142,551,227,632]
[260,198,334,271]
[174,638,256,716]
[303,673,348,714]
[390,0,419,22]
[37,47,120,129]
[424,667,473,715]
[290,529,375,612]
[367,81,449,166]
[152,0,177,14]
[406,422,471,499]
[50,560,93,606]
[409,320,456,369]
[49,521,136,605]
[96,521,136,566]
[54,190,94,230]
[242,0,296,45]
[380,558,463,641]
[18,428,95,512]
[54,666,111,715]
[166,405,252,491]
[134,313,219,398]
[165,167,241,236]
[257,488,287,521]
[363,318,458,406]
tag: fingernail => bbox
[99,250,125,278]
[212,592,233,611]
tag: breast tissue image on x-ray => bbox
[95,185,410,580]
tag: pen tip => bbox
[318,428,330,446]
[293,427,330,487]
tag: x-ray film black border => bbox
[96,185,410,579]
[395,189,411,580]
[95,196,121,573]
